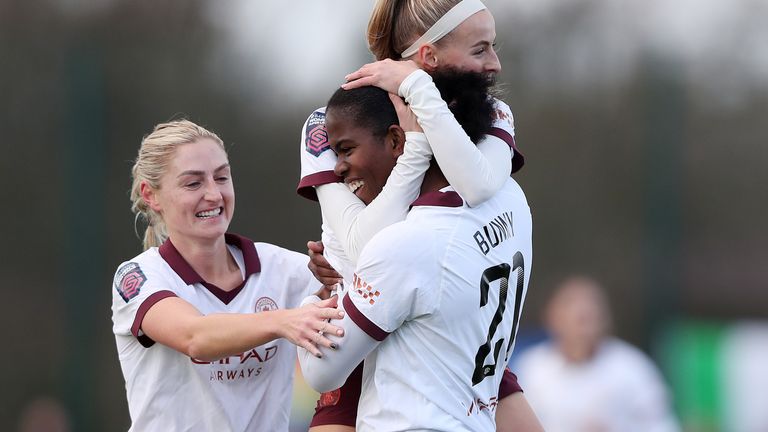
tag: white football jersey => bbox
[514,339,681,432]
[345,179,533,431]
[296,96,521,292]
[112,234,320,432]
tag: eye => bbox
[185,181,202,189]
[215,175,229,183]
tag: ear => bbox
[386,125,406,158]
[140,181,163,213]
[415,44,439,72]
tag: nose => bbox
[333,157,348,178]
[203,179,222,201]
[486,49,501,74]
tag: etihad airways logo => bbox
[191,346,279,382]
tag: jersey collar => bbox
[410,189,464,208]
[158,233,261,304]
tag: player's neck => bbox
[419,164,449,195]
[170,234,240,287]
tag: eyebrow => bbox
[177,163,230,178]
[330,139,348,152]
[472,40,493,48]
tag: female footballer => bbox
[112,119,344,431]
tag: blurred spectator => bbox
[17,397,70,432]
[513,275,680,432]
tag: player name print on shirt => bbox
[473,211,515,255]
[115,262,146,302]
[305,110,329,157]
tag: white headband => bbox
[400,0,487,58]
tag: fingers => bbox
[314,332,339,352]
[341,76,375,90]
[344,63,371,83]
[320,321,345,338]
[314,284,336,300]
[315,297,344,316]
[389,92,406,109]
[307,240,324,254]
[307,241,342,285]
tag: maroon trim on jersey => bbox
[343,294,389,342]
[131,290,177,348]
[410,190,464,208]
[488,127,525,174]
[499,367,523,398]
[310,362,363,427]
[158,233,261,305]
[297,170,343,201]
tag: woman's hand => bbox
[282,296,345,358]
[342,59,420,94]
[307,240,342,286]
[389,93,422,133]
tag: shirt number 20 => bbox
[472,251,525,385]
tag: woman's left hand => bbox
[342,59,420,94]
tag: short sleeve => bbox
[297,107,342,201]
[111,259,176,347]
[343,223,439,340]
[489,100,525,173]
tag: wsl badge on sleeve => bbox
[305,111,330,157]
[115,262,147,302]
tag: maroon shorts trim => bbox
[499,367,523,398]
[310,362,364,427]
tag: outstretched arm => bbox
[142,296,345,360]
[314,94,433,263]
[344,61,513,207]
[298,294,380,392]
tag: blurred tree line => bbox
[1,0,765,430]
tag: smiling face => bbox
[143,138,234,244]
[326,109,401,205]
[431,10,501,76]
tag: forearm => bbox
[298,300,378,393]
[495,392,544,432]
[183,310,287,361]
[400,70,510,206]
[316,133,431,262]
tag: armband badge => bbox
[305,111,330,157]
[115,262,146,302]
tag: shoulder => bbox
[253,242,308,267]
[516,341,558,365]
[112,248,168,302]
[302,106,327,132]
[601,338,663,377]
[113,248,162,279]
[491,98,515,130]
[357,221,438,270]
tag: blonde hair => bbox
[130,119,225,250]
[367,0,460,60]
